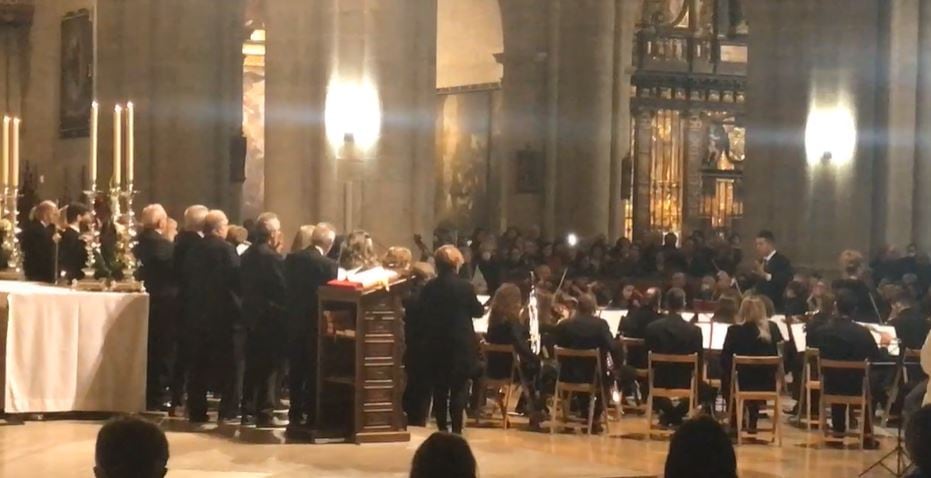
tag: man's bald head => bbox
[203,210,229,238]
[182,205,208,232]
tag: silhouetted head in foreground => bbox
[94,416,169,478]
[410,432,477,478]
[665,415,737,478]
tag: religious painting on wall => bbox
[435,90,493,233]
[59,9,93,138]
[515,147,542,194]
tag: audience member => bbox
[906,405,931,478]
[664,415,737,478]
[94,417,169,478]
[409,432,477,478]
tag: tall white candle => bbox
[113,104,122,188]
[126,101,134,185]
[11,117,20,188]
[90,101,98,186]
[1,116,9,187]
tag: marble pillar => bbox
[556,0,614,237]
[914,1,931,250]
[608,0,637,241]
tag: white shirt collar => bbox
[765,250,777,262]
[69,224,80,233]
[315,246,326,256]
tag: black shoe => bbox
[863,438,881,450]
[256,416,288,429]
[189,415,209,424]
[219,414,240,425]
[241,415,257,427]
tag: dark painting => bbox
[60,10,93,138]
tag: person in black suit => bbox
[134,204,178,411]
[720,296,784,431]
[645,288,703,426]
[420,245,485,434]
[240,213,288,428]
[58,202,92,283]
[551,293,623,430]
[21,200,58,283]
[619,287,661,370]
[807,289,881,447]
[169,205,207,411]
[284,222,338,428]
[752,230,793,313]
[402,262,437,427]
[182,209,244,424]
[888,290,931,351]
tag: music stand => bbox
[860,339,912,477]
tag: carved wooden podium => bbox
[315,279,410,444]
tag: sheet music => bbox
[696,313,713,323]
[710,323,732,351]
[790,323,807,353]
[697,322,712,350]
[599,308,627,336]
[857,322,900,356]
[474,311,489,334]
[769,315,790,342]
[477,294,491,305]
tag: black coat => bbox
[619,306,660,369]
[644,313,703,389]
[808,317,880,395]
[174,231,202,290]
[755,251,793,312]
[182,235,242,332]
[21,220,56,283]
[832,278,879,323]
[419,271,485,381]
[133,229,176,298]
[720,321,783,393]
[241,242,287,333]
[552,314,622,384]
[58,227,87,283]
[486,320,539,379]
[890,307,931,351]
[284,247,338,337]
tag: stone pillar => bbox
[543,0,559,238]
[608,0,638,241]
[632,110,652,240]
[556,0,614,237]
[682,111,704,235]
[265,0,332,243]
[914,1,931,249]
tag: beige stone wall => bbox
[436,0,502,88]
[22,0,95,202]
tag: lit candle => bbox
[113,104,122,188]
[126,101,134,185]
[1,116,9,187]
[89,101,98,186]
[11,117,20,188]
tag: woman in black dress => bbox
[720,296,784,431]
[832,250,880,323]
[420,245,485,434]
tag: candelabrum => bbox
[72,184,107,290]
[0,184,22,280]
[109,181,142,292]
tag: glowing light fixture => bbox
[324,75,382,159]
[804,101,856,167]
[567,233,578,247]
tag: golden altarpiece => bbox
[629,0,747,240]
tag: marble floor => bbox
[0,415,902,477]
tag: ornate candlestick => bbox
[0,184,22,280]
[110,181,142,292]
[72,185,107,290]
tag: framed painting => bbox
[60,9,93,138]
[515,147,542,194]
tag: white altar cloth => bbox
[0,280,149,414]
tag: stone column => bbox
[631,110,652,240]
[914,1,931,249]
[682,112,704,235]
[556,0,614,237]
[608,0,638,241]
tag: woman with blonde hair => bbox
[719,295,784,431]
[290,224,316,252]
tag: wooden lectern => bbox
[315,279,410,444]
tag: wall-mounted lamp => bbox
[804,101,856,167]
[324,75,381,160]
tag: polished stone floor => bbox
[0,414,902,477]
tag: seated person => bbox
[807,289,881,448]
[664,272,693,309]
[720,296,783,431]
[94,417,169,478]
[664,415,737,478]
[618,287,661,369]
[645,288,704,426]
[551,293,623,430]
[888,290,931,352]
[711,292,740,324]
[409,432,477,478]
[906,405,931,478]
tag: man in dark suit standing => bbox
[752,230,793,313]
[284,223,337,429]
[169,205,207,411]
[183,209,243,424]
[21,200,59,283]
[552,293,623,431]
[808,289,881,448]
[58,202,92,283]
[645,288,703,426]
[240,212,288,428]
[134,204,177,412]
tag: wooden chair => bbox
[818,359,871,449]
[728,355,783,445]
[646,352,699,437]
[550,347,614,435]
[472,343,520,429]
[881,348,922,427]
[703,349,723,414]
[618,336,649,413]
[795,348,821,430]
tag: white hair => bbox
[183,205,208,231]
